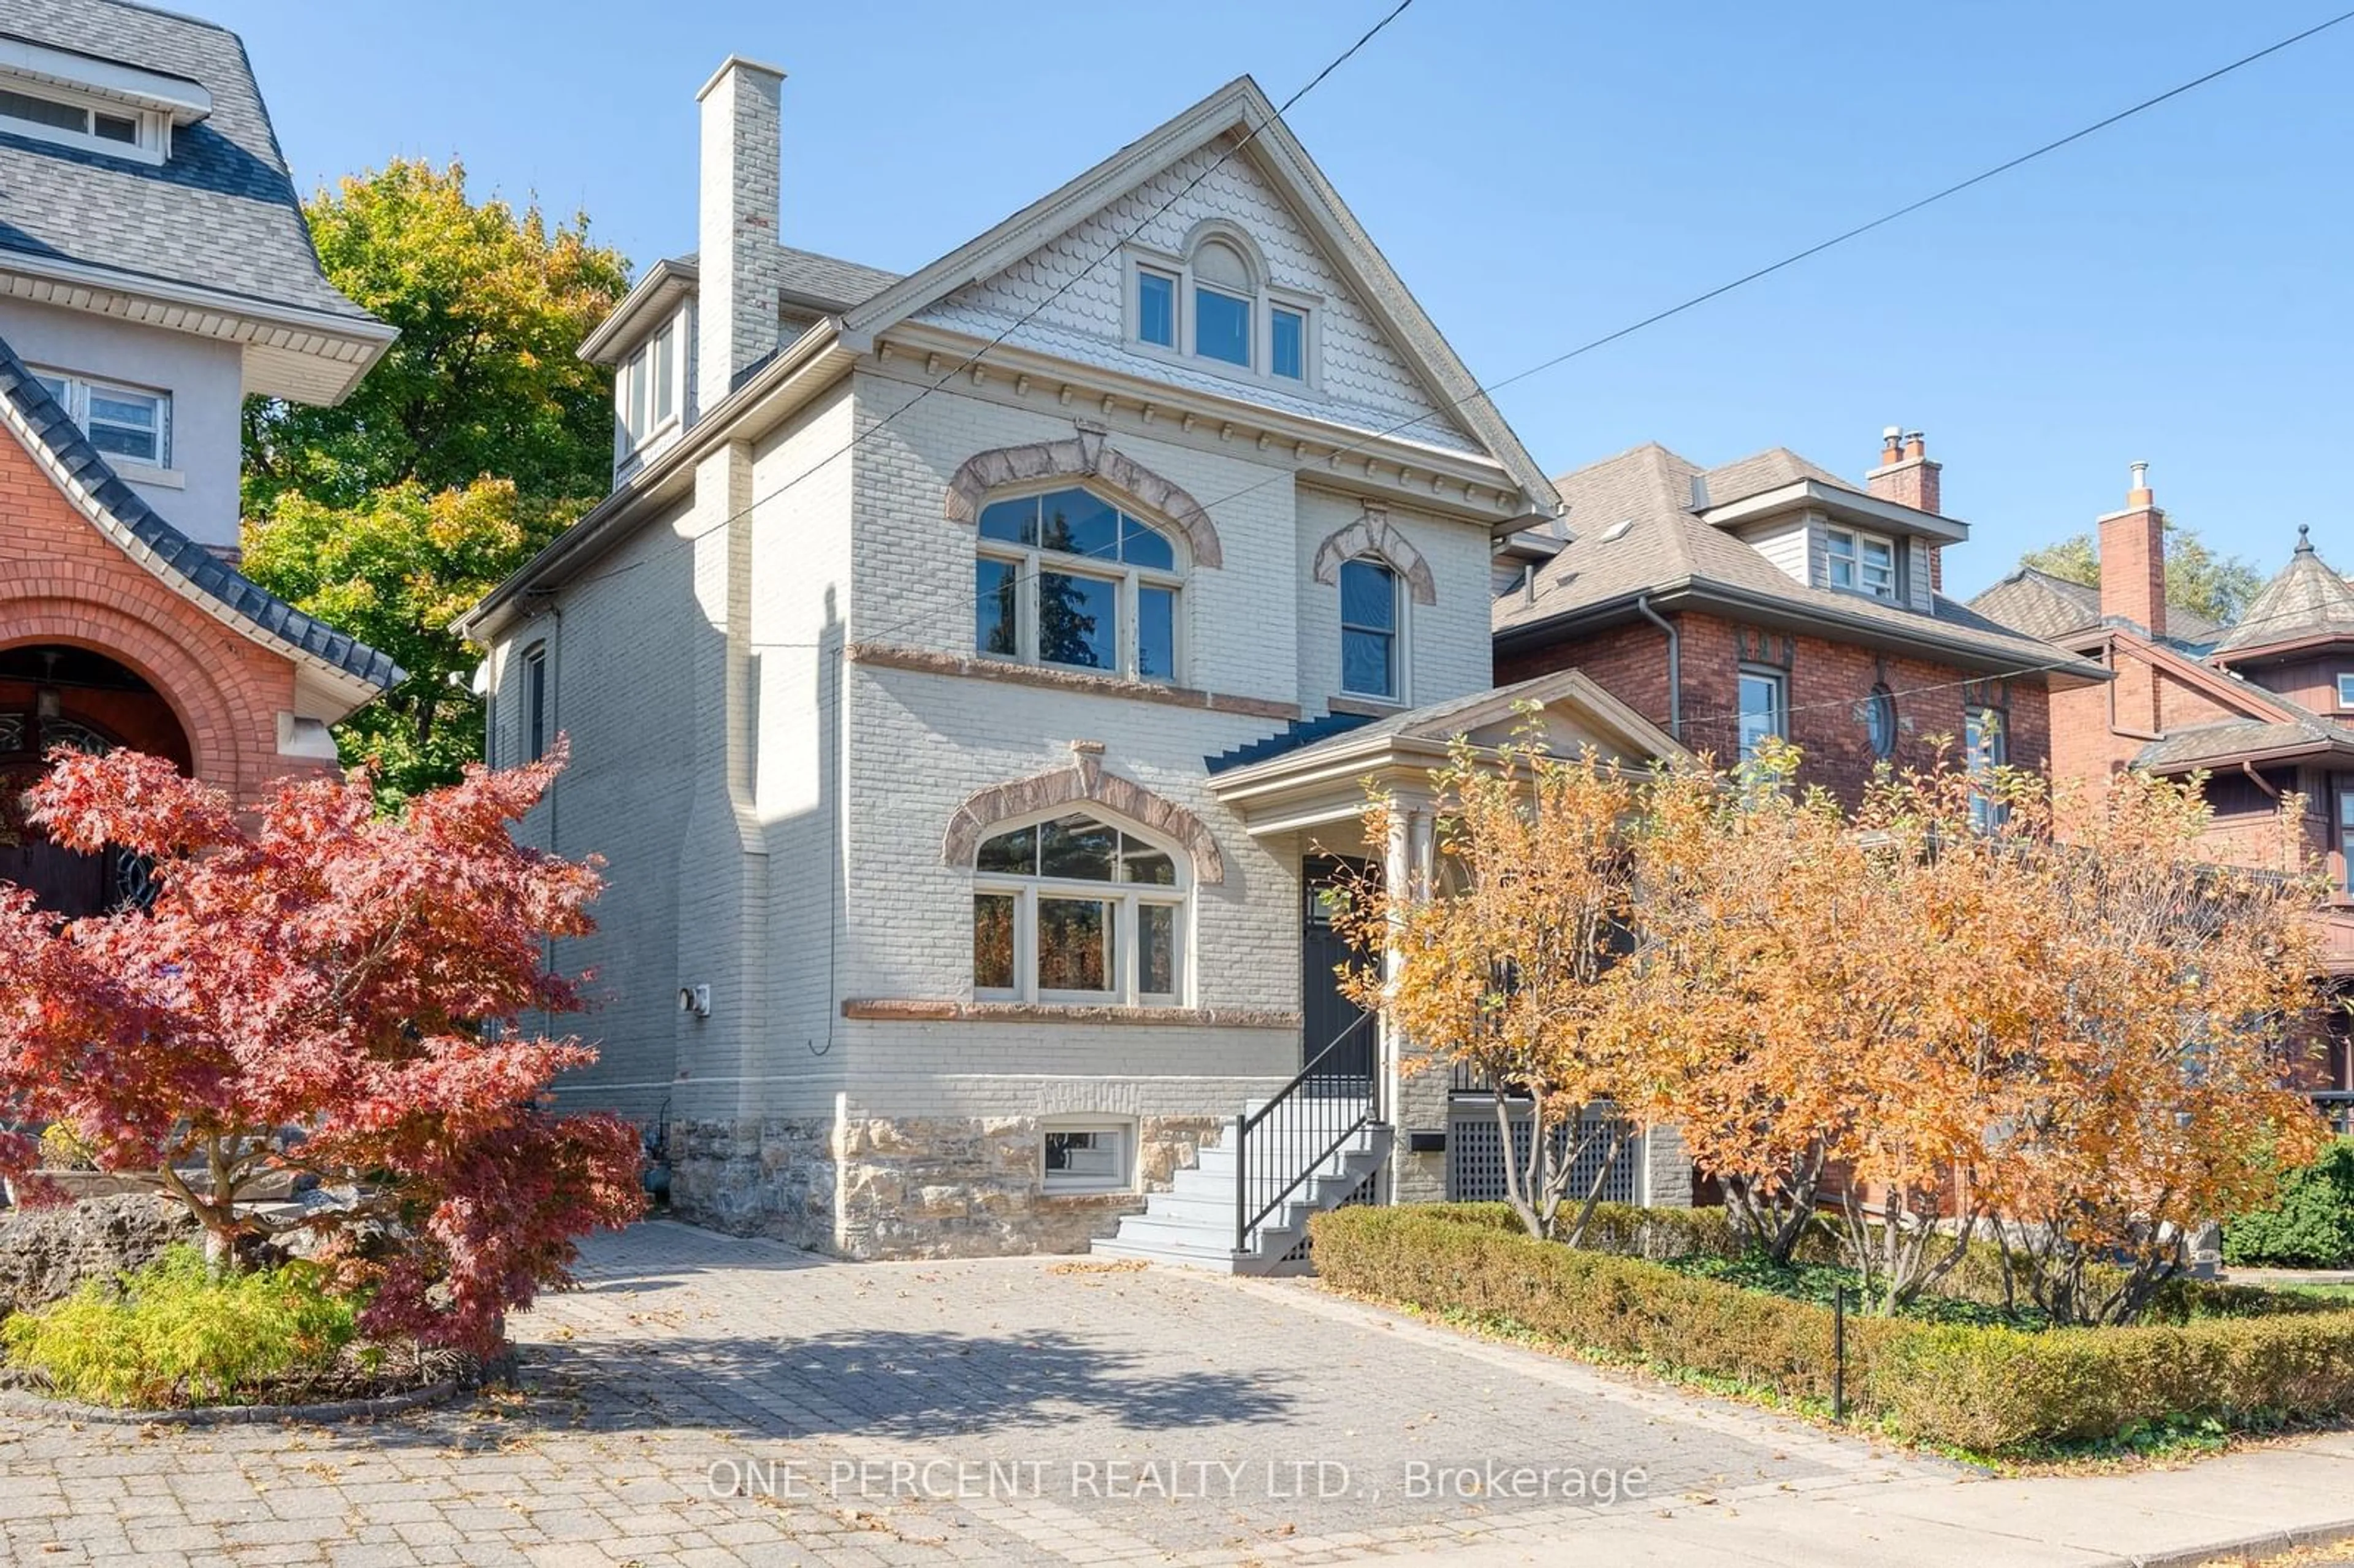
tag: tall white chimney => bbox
[696,56,787,411]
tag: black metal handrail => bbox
[2316,1092,2354,1137]
[1233,1012,1381,1255]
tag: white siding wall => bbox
[0,299,245,547]
[1740,515,1816,589]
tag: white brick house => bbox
[459,59,1685,1264]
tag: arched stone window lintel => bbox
[1312,509,1437,606]
[942,755,1225,886]
[942,433,1223,569]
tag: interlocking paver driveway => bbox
[0,1219,1951,1566]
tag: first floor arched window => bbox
[972,810,1185,1004]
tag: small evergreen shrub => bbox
[1,1244,358,1407]
[2225,1141,2354,1269]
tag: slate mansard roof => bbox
[0,0,376,325]
[0,332,400,693]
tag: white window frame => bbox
[971,812,1189,1007]
[1826,527,1899,601]
[1040,1120,1135,1194]
[0,79,169,164]
[31,367,172,470]
[1736,666,1787,762]
[974,486,1184,685]
[613,319,682,459]
[522,644,549,764]
[1338,557,1406,703]
[2336,673,2354,710]
[1122,237,1322,391]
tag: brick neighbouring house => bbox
[1972,466,2354,1106]
[1493,432,2106,796]
[0,0,400,915]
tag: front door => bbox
[1301,855,1376,1077]
[0,711,134,918]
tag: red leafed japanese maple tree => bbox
[0,747,643,1353]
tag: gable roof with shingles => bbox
[1968,566,2225,647]
[0,330,400,703]
[1494,443,2102,681]
[2211,527,2354,657]
[0,0,373,325]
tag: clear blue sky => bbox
[203,0,2354,600]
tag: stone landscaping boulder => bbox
[0,1193,201,1319]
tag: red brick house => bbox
[1494,431,2104,801]
[0,2,398,915]
[1973,468,2354,1103]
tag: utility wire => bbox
[753,10,2354,658]
[1179,7,2354,522]
[542,0,1417,601]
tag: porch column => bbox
[1385,801,1449,1205]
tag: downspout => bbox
[1635,594,1680,740]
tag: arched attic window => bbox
[1129,225,1314,384]
[972,810,1186,1004]
[975,487,1183,683]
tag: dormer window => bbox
[1126,227,1317,386]
[1827,527,1897,601]
[0,80,171,164]
[614,319,680,457]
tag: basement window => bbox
[1042,1123,1132,1193]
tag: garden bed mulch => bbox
[0,1344,507,1426]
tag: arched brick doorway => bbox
[0,645,191,916]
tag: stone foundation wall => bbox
[667,1118,838,1249]
[668,1112,1225,1259]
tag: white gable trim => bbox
[841,77,1556,520]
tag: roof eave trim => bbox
[579,259,698,364]
[1699,479,1968,542]
[1499,578,2109,683]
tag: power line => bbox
[539,0,1418,603]
[1178,7,2354,522]
[743,10,2354,660]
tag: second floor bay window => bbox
[975,487,1181,682]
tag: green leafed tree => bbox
[239,160,630,809]
[2019,519,2265,627]
[240,481,569,810]
[242,159,630,512]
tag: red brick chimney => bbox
[1867,426,1944,590]
[2097,462,2165,640]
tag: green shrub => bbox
[1,1245,358,1407]
[1310,1205,2354,1454]
[2226,1140,2354,1269]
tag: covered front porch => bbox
[1094,669,1693,1272]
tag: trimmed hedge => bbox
[1309,1205,2354,1453]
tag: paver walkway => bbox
[0,1219,2347,1566]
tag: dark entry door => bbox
[1301,855,1376,1077]
[0,713,128,919]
